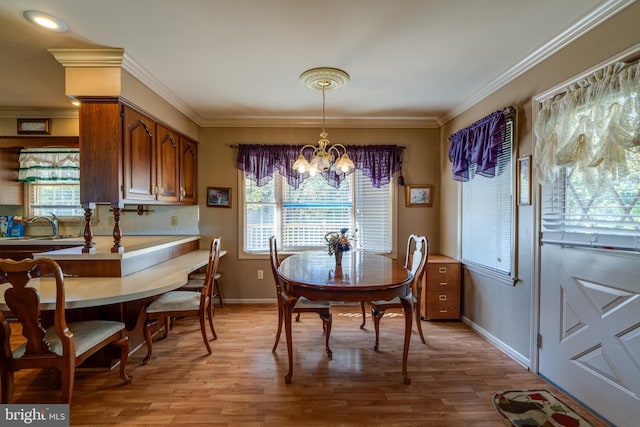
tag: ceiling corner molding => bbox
[0,107,79,119]
[440,0,635,125]
[121,53,203,125]
[48,48,125,67]
[201,116,439,129]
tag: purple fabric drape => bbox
[448,110,507,181]
[236,144,404,188]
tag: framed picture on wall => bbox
[518,155,531,206]
[17,118,50,135]
[405,184,433,207]
[207,187,231,208]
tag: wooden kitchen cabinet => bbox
[0,148,23,205]
[80,98,198,206]
[421,254,461,320]
[179,137,197,204]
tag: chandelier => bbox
[293,67,355,176]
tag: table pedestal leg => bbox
[400,293,413,385]
[283,293,297,384]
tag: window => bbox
[27,182,83,218]
[242,170,395,254]
[461,116,514,276]
[18,148,83,218]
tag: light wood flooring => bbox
[8,304,609,426]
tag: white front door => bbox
[538,244,640,427]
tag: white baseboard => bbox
[462,315,530,369]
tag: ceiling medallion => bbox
[299,67,350,92]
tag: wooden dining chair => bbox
[269,236,332,357]
[360,234,429,351]
[0,257,131,404]
[142,237,221,365]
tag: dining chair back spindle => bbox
[269,236,333,357]
[142,237,221,365]
[0,257,131,403]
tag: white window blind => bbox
[243,170,394,253]
[541,156,640,251]
[461,117,514,275]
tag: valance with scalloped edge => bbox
[534,59,640,194]
[448,109,508,182]
[18,148,80,182]
[236,144,404,189]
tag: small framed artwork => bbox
[405,184,433,207]
[17,118,50,135]
[517,155,531,206]
[207,187,231,208]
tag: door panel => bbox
[539,244,640,427]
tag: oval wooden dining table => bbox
[278,251,414,384]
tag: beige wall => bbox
[438,1,640,362]
[198,126,439,302]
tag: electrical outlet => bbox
[257,270,264,279]
[171,216,178,226]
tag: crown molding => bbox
[0,108,79,119]
[439,0,635,125]
[200,116,439,129]
[47,48,125,67]
[121,52,203,125]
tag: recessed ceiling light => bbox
[23,10,68,32]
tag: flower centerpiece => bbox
[325,228,351,265]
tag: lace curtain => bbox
[447,109,508,181]
[18,148,80,182]
[236,144,404,188]
[534,59,640,194]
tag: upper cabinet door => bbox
[179,137,198,204]
[123,106,156,201]
[156,124,180,203]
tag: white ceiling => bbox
[0,0,629,127]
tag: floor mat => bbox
[493,389,595,427]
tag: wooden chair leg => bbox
[415,306,426,345]
[199,311,213,355]
[60,363,75,404]
[142,319,157,365]
[115,336,132,383]
[272,303,284,352]
[360,301,367,329]
[207,300,217,340]
[163,317,171,339]
[0,369,14,404]
[320,312,332,358]
[214,278,223,308]
[295,312,301,322]
[372,307,385,352]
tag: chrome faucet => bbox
[26,213,59,238]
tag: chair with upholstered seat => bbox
[142,237,221,365]
[361,234,429,351]
[181,270,223,308]
[0,257,131,404]
[269,236,332,357]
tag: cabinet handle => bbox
[152,185,157,195]
[438,295,447,301]
[439,309,448,313]
[439,282,448,286]
[438,267,447,273]
[180,188,186,200]
[158,186,163,195]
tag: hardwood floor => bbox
[8,304,608,426]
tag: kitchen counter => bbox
[0,235,202,277]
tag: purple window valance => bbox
[448,109,508,182]
[236,144,404,188]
